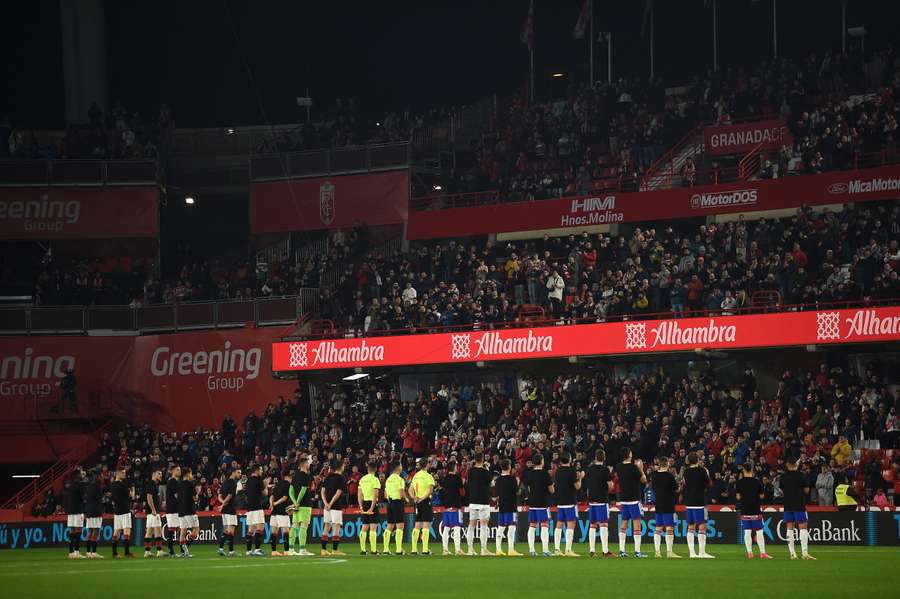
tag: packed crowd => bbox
[3,102,173,160]
[441,46,898,200]
[47,357,899,519]
[317,202,900,334]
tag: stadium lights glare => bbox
[552,72,564,78]
[225,128,236,135]
[12,474,40,479]
[342,373,370,382]
[433,185,443,191]
[184,196,195,205]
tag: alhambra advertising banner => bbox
[273,307,900,372]
[2,508,897,549]
[0,187,159,240]
[406,164,900,239]
[703,119,793,156]
[0,328,296,432]
[250,170,409,233]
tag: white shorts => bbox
[221,513,238,527]
[270,514,291,529]
[323,509,343,525]
[66,514,84,528]
[86,517,103,529]
[246,509,265,526]
[179,514,199,529]
[146,513,162,529]
[468,504,491,521]
[113,513,132,531]
[165,513,181,529]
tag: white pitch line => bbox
[0,558,347,576]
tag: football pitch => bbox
[1,545,898,598]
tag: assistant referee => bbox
[382,462,408,555]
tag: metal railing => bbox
[0,290,319,335]
[285,297,900,341]
[0,159,158,186]
[1,421,113,510]
[249,142,410,181]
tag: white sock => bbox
[452,527,461,552]
[588,527,597,553]
[565,528,573,553]
[600,526,609,553]
[619,529,627,553]
[755,530,766,554]
[633,534,641,554]
[554,527,562,551]
[653,531,661,554]
[698,533,707,555]
[787,530,796,556]
[467,522,475,553]
[665,532,674,555]
[507,525,517,552]
[442,527,450,552]
[800,529,809,556]
[480,524,489,553]
[687,531,696,556]
[540,527,549,553]
[744,530,753,554]
[527,527,536,553]
[496,526,503,553]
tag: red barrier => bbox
[0,328,298,431]
[273,306,900,372]
[250,170,409,233]
[407,163,900,239]
[0,186,158,240]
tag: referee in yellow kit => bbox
[357,462,382,555]
[382,462,408,555]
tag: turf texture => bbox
[1,544,897,598]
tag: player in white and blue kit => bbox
[650,457,681,558]
[494,460,522,556]
[523,453,554,557]
[440,460,464,555]
[682,451,715,558]
[615,448,647,558]
[781,456,815,560]
[585,449,613,557]
[552,452,583,557]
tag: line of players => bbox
[63,446,816,561]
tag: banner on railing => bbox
[273,306,900,372]
[0,328,296,431]
[0,186,158,240]
[407,164,900,239]
[251,170,408,233]
[704,119,793,156]
[2,507,898,548]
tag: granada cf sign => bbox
[0,186,159,239]
[271,306,900,372]
[703,119,793,156]
[250,171,408,233]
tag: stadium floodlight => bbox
[184,196,195,205]
[433,185,442,191]
[342,373,369,382]
[552,72,564,78]
[225,128,236,135]
[12,474,40,479]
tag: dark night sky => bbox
[2,0,897,129]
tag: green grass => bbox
[1,544,898,599]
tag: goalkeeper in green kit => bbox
[287,453,314,556]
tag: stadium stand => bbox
[44,360,898,518]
